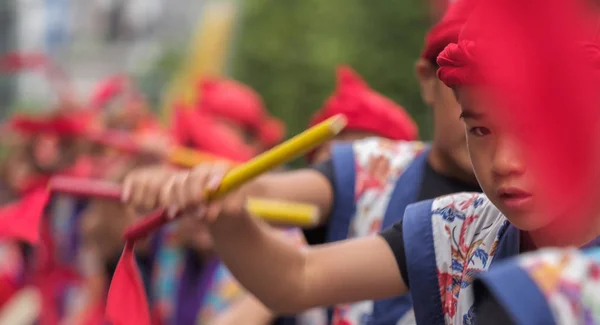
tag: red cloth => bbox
[169,102,191,145]
[307,65,418,162]
[0,276,19,308]
[198,78,285,147]
[0,52,48,73]
[437,0,600,223]
[0,188,50,244]
[90,75,129,110]
[9,111,92,137]
[182,108,255,162]
[421,0,478,63]
[105,241,152,325]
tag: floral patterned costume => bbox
[327,137,427,325]
[474,247,600,325]
[403,192,600,325]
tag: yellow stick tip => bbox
[329,114,348,135]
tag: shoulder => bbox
[430,193,504,231]
[482,248,600,325]
[351,138,426,167]
[401,193,507,323]
[429,193,507,262]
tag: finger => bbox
[172,172,190,209]
[181,170,201,208]
[182,205,206,222]
[204,201,223,224]
[121,172,136,202]
[159,172,178,208]
[187,166,214,203]
[206,163,231,191]
[140,175,163,211]
[130,171,150,209]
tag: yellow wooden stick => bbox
[208,114,347,199]
[247,198,320,228]
[123,114,346,240]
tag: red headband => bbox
[307,65,418,162]
[310,65,417,140]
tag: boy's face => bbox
[80,199,137,261]
[456,88,563,230]
[416,59,473,178]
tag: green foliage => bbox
[231,0,433,146]
[137,49,185,116]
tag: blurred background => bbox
[0,2,448,324]
[0,0,433,146]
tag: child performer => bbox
[120,0,600,325]
[473,247,600,325]
[137,112,294,325]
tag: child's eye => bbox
[468,127,490,137]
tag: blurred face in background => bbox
[215,117,261,152]
[80,199,138,261]
[416,58,475,183]
[104,95,150,131]
[2,146,36,194]
[79,160,149,261]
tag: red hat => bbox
[308,65,418,159]
[9,112,91,137]
[198,78,285,148]
[177,106,255,162]
[421,0,478,64]
[0,52,48,73]
[170,102,192,145]
[436,2,600,88]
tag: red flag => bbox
[0,52,48,73]
[0,188,50,244]
[105,241,151,325]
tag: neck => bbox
[427,144,478,185]
[526,211,600,249]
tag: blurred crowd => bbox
[0,49,418,324]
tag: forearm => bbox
[249,169,333,219]
[210,213,314,313]
[210,214,408,313]
[211,294,275,325]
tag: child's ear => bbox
[415,58,439,107]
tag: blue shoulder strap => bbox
[584,246,600,259]
[326,142,358,243]
[581,235,600,249]
[380,147,430,230]
[369,148,430,325]
[402,199,446,325]
[474,260,556,325]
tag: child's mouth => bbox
[497,187,533,210]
